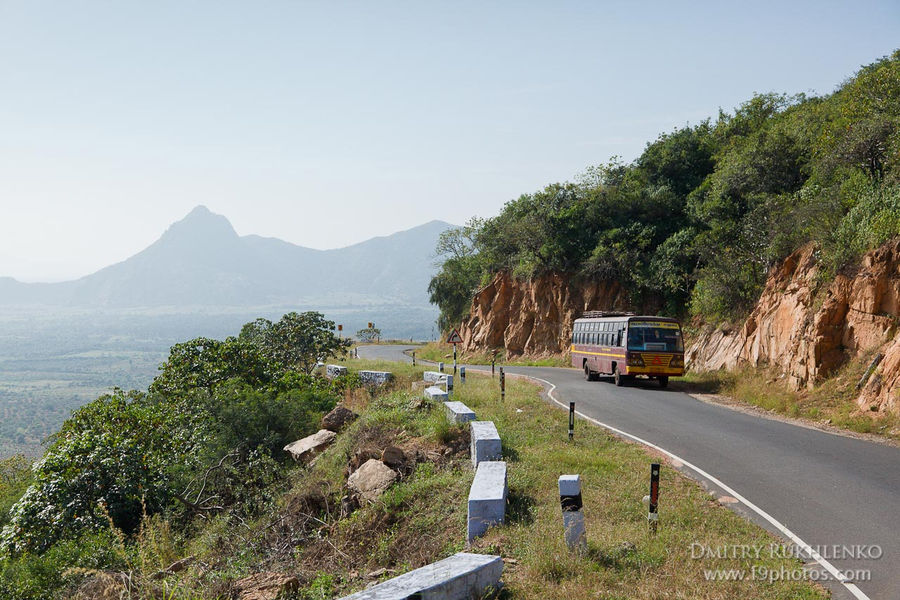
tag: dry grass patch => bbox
[414,342,570,368]
[448,374,827,599]
[682,355,900,440]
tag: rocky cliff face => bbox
[460,240,900,413]
[687,239,900,412]
[459,272,630,356]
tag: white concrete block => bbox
[424,371,446,384]
[425,386,449,401]
[470,421,501,468]
[359,370,393,386]
[338,552,502,600]
[467,461,507,541]
[325,364,348,379]
[558,474,581,497]
[443,401,475,424]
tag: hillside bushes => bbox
[0,311,352,598]
[430,51,900,326]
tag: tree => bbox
[150,337,271,396]
[262,312,350,375]
[0,389,203,555]
[356,327,381,343]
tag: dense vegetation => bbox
[0,311,351,598]
[0,305,438,460]
[429,51,900,327]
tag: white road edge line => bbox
[524,373,871,600]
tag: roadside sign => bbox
[337,324,343,331]
[447,328,463,344]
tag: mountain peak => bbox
[163,205,238,241]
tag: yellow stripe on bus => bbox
[571,346,625,358]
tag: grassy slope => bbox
[414,342,570,368]
[301,358,824,599]
[125,357,826,598]
[679,352,900,441]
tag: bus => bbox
[570,311,684,387]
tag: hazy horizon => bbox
[0,206,457,284]
[2,1,899,281]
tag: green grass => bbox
[308,357,826,599]
[413,342,571,368]
[68,357,826,599]
[681,356,900,440]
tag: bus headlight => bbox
[670,356,684,368]
[627,354,644,367]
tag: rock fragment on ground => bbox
[380,446,407,470]
[322,405,358,432]
[234,572,300,600]
[347,458,398,501]
[284,429,337,463]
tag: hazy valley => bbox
[0,208,450,458]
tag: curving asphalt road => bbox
[359,344,900,600]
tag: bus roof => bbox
[574,315,681,323]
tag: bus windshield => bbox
[627,322,683,352]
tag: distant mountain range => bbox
[0,206,453,308]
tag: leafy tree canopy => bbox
[429,51,900,326]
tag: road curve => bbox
[359,344,900,600]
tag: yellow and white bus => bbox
[570,311,684,387]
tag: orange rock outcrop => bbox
[459,272,629,356]
[687,239,900,412]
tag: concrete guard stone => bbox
[470,421,501,468]
[467,461,508,541]
[337,552,503,599]
[359,370,393,387]
[443,401,475,424]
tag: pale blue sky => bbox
[1,1,898,281]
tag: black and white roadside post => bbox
[453,344,457,375]
[568,402,575,441]
[446,372,454,398]
[439,361,444,373]
[647,463,660,534]
[500,367,505,401]
[460,366,466,385]
[412,351,416,366]
[559,475,587,553]
[491,356,496,378]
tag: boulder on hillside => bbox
[322,405,358,432]
[347,458,398,501]
[380,446,408,471]
[234,572,300,600]
[284,429,337,463]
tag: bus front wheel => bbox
[614,367,625,387]
[584,364,597,381]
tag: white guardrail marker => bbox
[559,474,587,552]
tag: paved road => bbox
[359,344,900,600]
